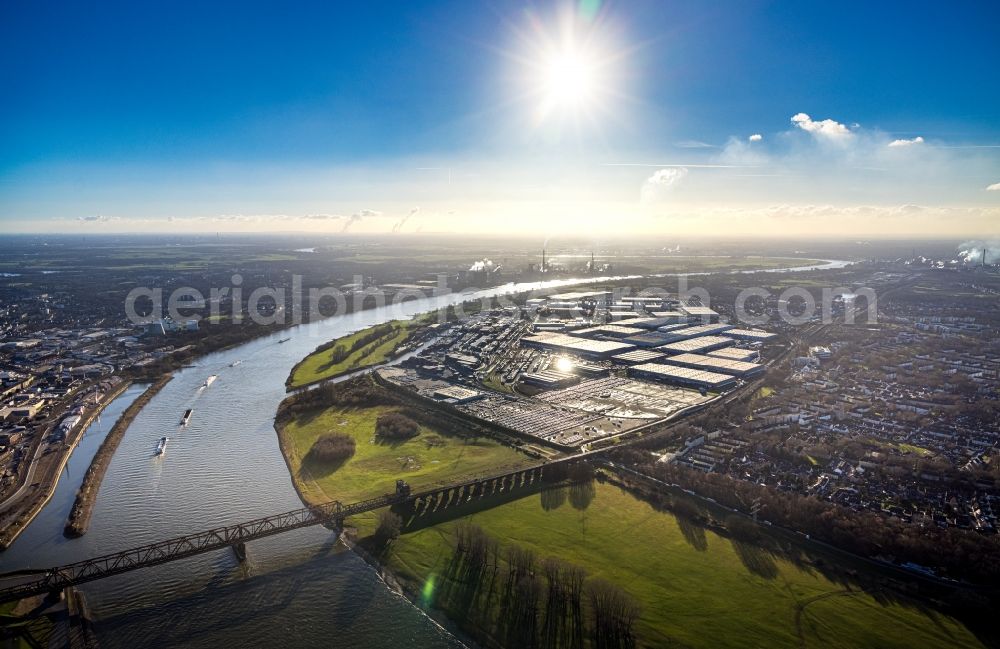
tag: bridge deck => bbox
[0,461,564,604]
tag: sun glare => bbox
[512,6,622,128]
[543,47,596,109]
[536,41,605,122]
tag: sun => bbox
[508,5,623,128]
[535,40,607,123]
[542,46,597,110]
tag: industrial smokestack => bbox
[985,248,988,268]
[542,248,546,273]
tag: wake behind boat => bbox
[202,375,218,389]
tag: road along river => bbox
[0,263,849,647]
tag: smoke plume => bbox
[392,207,420,233]
[957,240,1000,265]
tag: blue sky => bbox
[2,0,999,236]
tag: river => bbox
[0,263,849,647]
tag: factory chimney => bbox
[985,248,988,268]
[541,248,546,273]
[590,250,595,274]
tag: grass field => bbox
[288,319,426,388]
[872,439,935,458]
[276,401,533,507]
[375,481,983,649]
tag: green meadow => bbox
[374,482,983,649]
[287,319,426,388]
[276,401,532,506]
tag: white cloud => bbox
[888,136,924,147]
[790,112,853,143]
[675,140,716,149]
[987,182,1000,191]
[748,133,763,142]
[77,214,118,223]
[640,168,688,203]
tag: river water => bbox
[0,263,849,647]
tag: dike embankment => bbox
[64,375,173,538]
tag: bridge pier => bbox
[232,542,247,562]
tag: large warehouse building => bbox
[521,332,635,359]
[660,352,764,377]
[627,362,737,390]
[655,323,734,340]
[657,335,735,355]
[707,347,760,362]
[569,324,646,339]
[612,349,668,365]
[724,328,778,342]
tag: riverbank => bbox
[64,374,174,538]
[274,376,533,511]
[286,317,434,390]
[0,379,133,550]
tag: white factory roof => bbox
[629,362,735,387]
[570,324,646,338]
[521,332,635,355]
[661,352,763,376]
[656,323,734,339]
[725,328,777,340]
[679,305,719,317]
[707,347,759,362]
[657,335,735,354]
[612,349,668,364]
[546,290,611,301]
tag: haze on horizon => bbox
[1,0,998,238]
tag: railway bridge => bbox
[0,461,564,605]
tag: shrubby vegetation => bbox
[280,378,388,419]
[306,432,356,463]
[375,510,403,546]
[375,411,419,440]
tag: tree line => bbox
[321,323,400,367]
[444,522,641,648]
[612,447,1000,584]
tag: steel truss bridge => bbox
[0,462,560,605]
